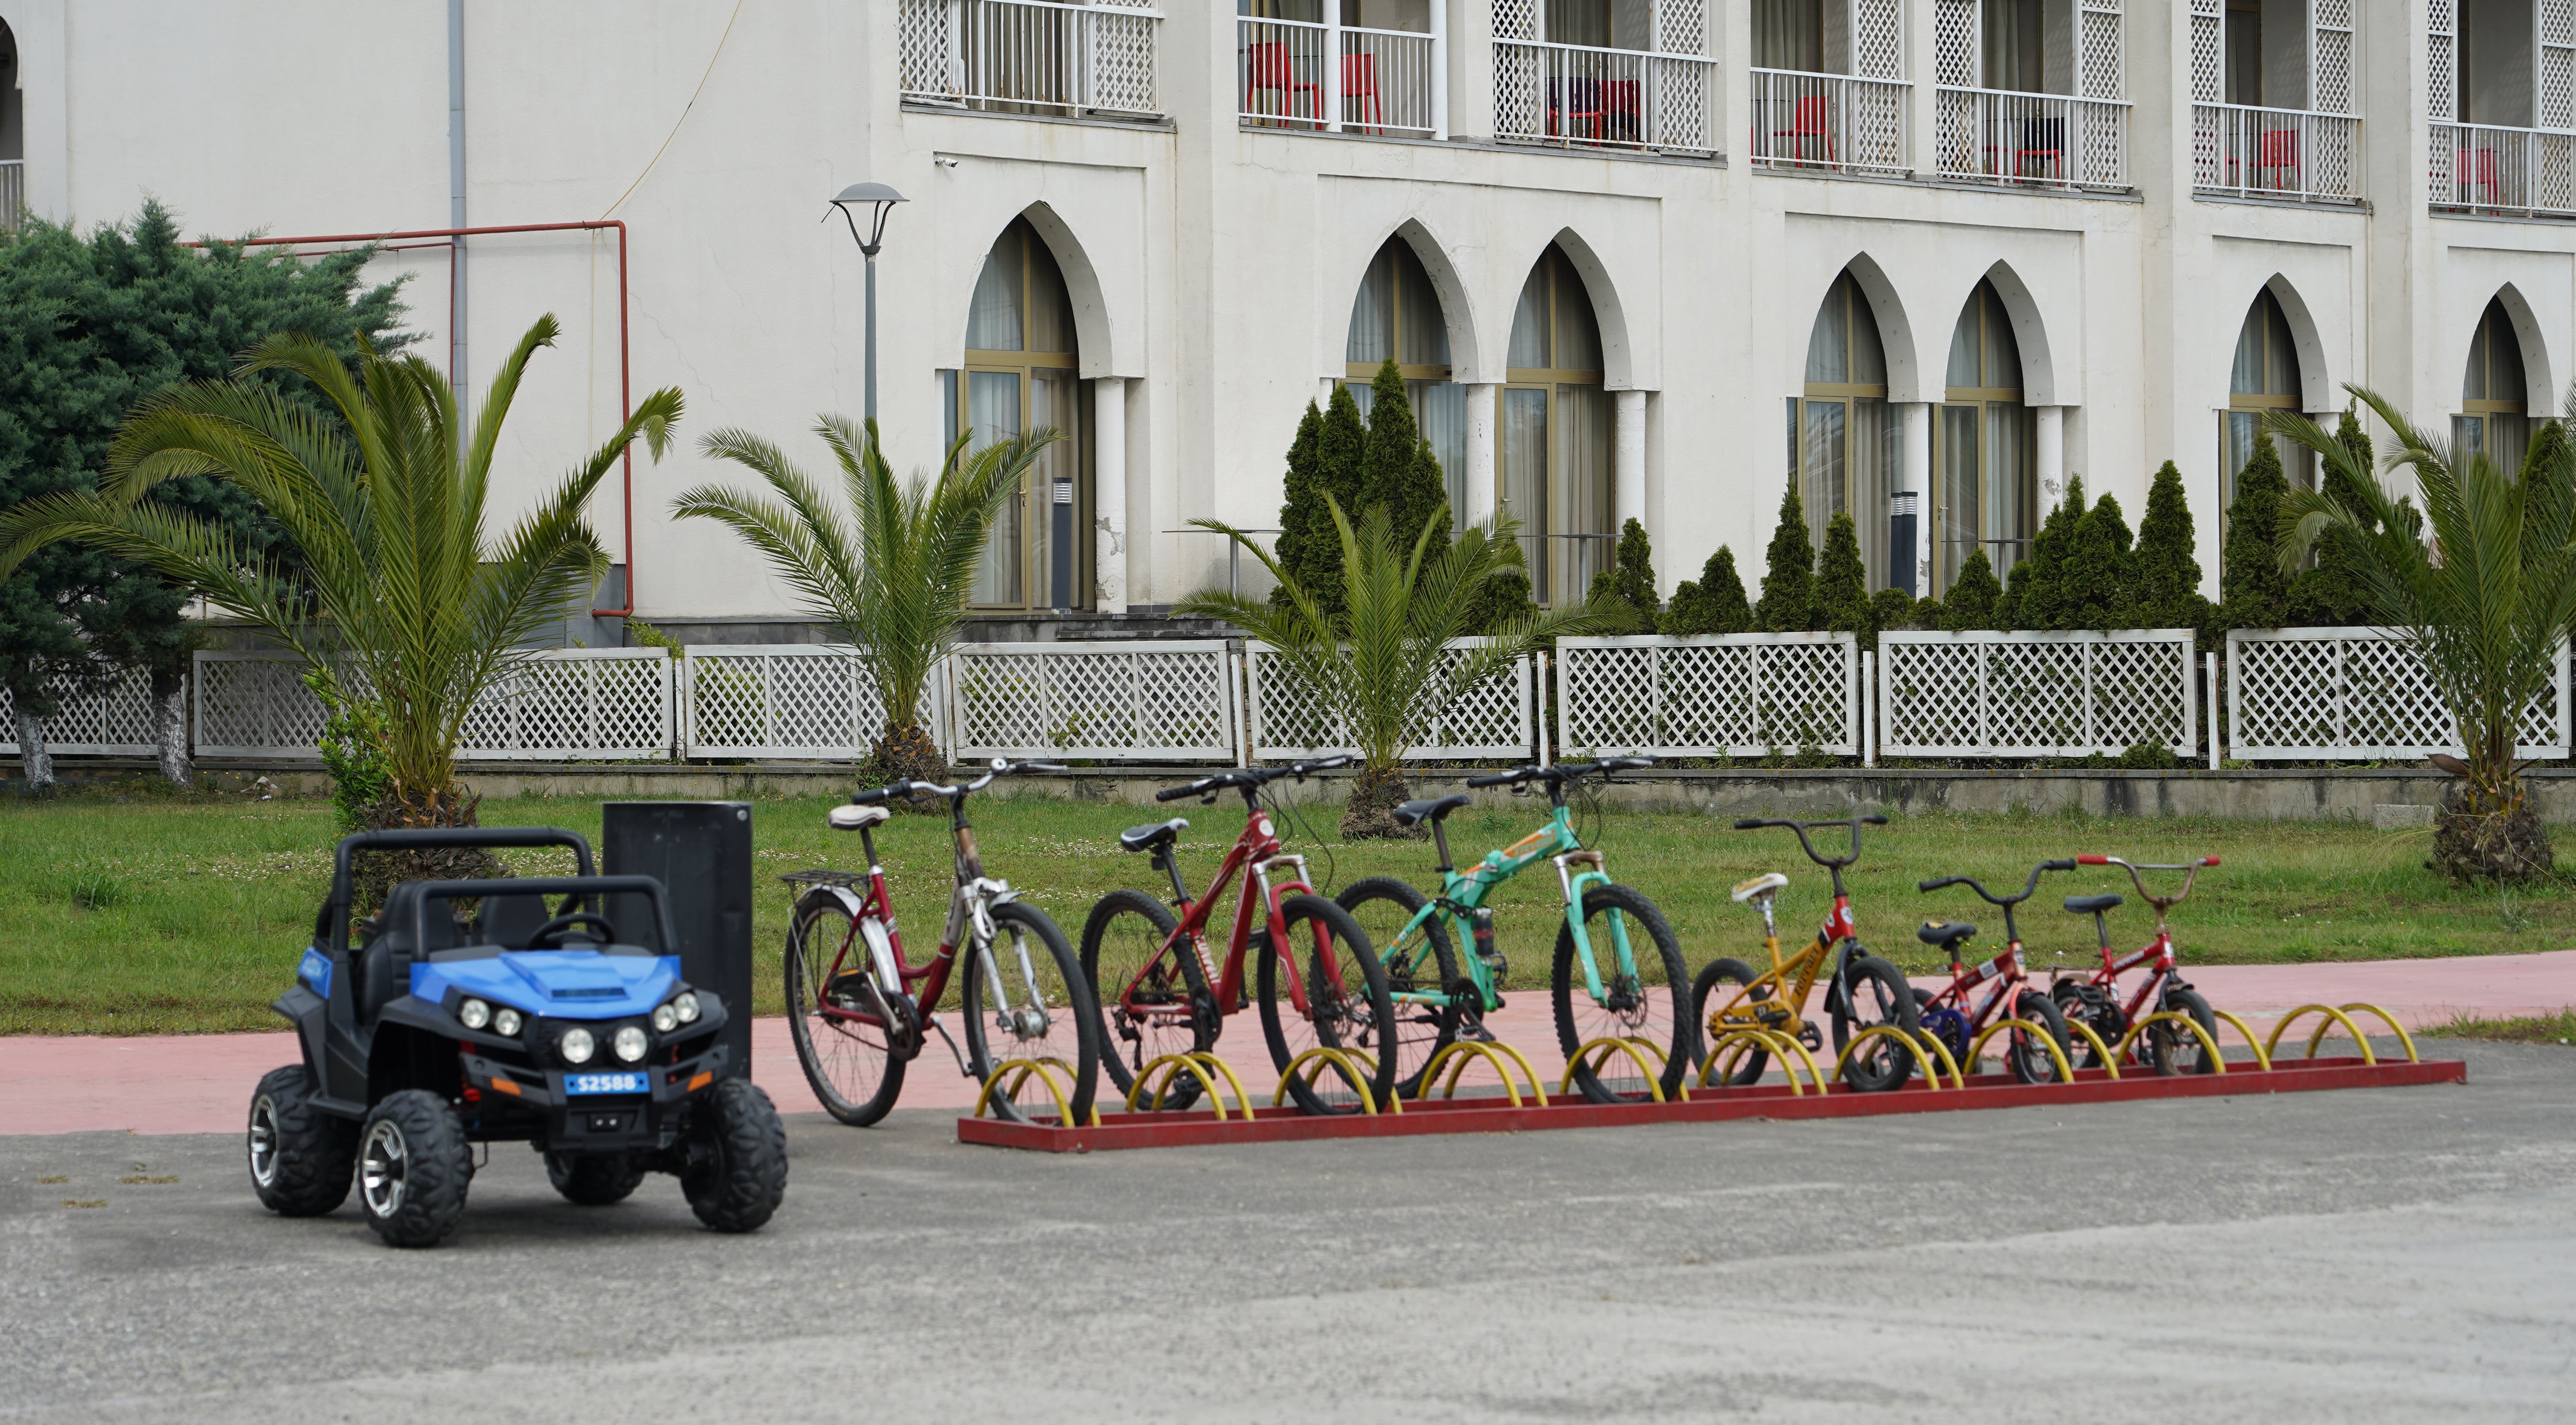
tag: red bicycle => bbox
[2050,854,2222,1075]
[1913,860,2078,1083]
[1078,756,1399,1116]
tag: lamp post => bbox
[828,181,907,424]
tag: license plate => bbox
[564,1071,649,1096]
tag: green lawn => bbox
[4,784,2566,1035]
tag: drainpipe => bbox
[448,0,468,388]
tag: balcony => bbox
[1237,13,1444,140]
[2432,122,2576,219]
[896,0,1163,121]
[1748,69,1909,176]
[1934,87,2130,192]
[2191,103,2359,204]
[1491,38,1718,155]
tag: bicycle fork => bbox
[1554,852,1638,1009]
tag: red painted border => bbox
[954,1057,2467,1153]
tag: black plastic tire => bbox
[1829,954,1923,1092]
[1257,893,1400,1115]
[1552,884,1692,1104]
[2051,979,2128,1069]
[961,899,1103,1126]
[2145,985,2222,1077]
[1080,888,1213,1108]
[2003,988,2077,1085]
[1336,876,1461,1099]
[679,1077,788,1233]
[546,1151,645,1206]
[1689,957,1774,1087]
[356,1089,472,1249]
[784,888,908,1127]
[247,1064,356,1218]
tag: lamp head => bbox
[828,181,907,256]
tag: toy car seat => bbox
[361,883,464,1022]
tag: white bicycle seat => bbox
[827,804,891,831]
[1731,872,1790,903]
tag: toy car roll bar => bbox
[401,875,681,956]
[1152,754,1352,806]
[323,828,597,954]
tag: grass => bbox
[2,784,2568,1035]
[2421,1009,2576,1044]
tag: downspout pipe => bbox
[448,0,468,388]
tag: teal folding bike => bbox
[1336,758,1691,1104]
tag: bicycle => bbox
[1693,816,1923,1092]
[1078,756,1399,1116]
[781,758,1101,1127]
[1913,860,2080,1084]
[1334,757,1690,1104]
[2050,854,2223,1076]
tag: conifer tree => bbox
[1868,586,1917,634]
[2062,490,2136,630]
[1359,357,1451,569]
[1585,517,1660,633]
[1271,400,1327,609]
[1814,510,1871,635]
[1661,546,1753,635]
[2216,435,2291,630]
[1274,385,1368,617]
[2131,459,2210,633]
[2285,407,2383,627]
[1755,485,1815,633]
[2000,474,2084,630]
[1941,548,2003,630]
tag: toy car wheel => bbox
[357,1090,473,1249]
[546,1151,646,1206]
[678,1078,787,1233]
[247,1065,357,1217]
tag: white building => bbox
[0,1,2565,640]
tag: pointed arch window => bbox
[1345,237,1468,532]
[2223,288,2312,518]
[1789,271,1898,590]
[946,218,1088,611]
[1934,280,2035,594]
[1500,245,1611,606]
[2457,298,2531,477]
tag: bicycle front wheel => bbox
[1552,884,1690,1104]
[784,889,908,1127]
[1829,954,1922,1092]
[2143,985,2221,1076]
[962,901,1102,1125]
[1257,894,1399,1115]
[1336,876,1461,1099]
[1078,889,1213,1108]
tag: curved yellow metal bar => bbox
[1481,1039,1551,1107]
[1559,1037,1671,1104]
[2337,1002,2420,1064]
[2206,1008,2273,1072]
[1272,1046,1388,1115]
[2263,1004,2376,1067]
[1963,1018,2076,1085]
[1423,1041,1534,1108]
[1909,1029,1968,1090]
[2118,1010,2231,1074]
[1189,1052,1254,1116]
[974,1059,1073,1123]
[2061,1018,2120,1080]
[1697,1028,1817,1095]
[1831,1024,1941,1090]
[1126,1051,1250,1119]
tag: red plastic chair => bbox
[1770,95,1834,162]
[2454,146,2500,203]
[2255,128,2300,190]
[1551,78,1606,139]
[1341,52,1383,134]
[1600,79,1642,143]
[1245,40,1322,126]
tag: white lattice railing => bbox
[2226,628,2573,760]
[192,650,677,761]
[898,0,1162,119]
[2193,103,2360,202]
[1879,630,2196,758]
[1749,70,1910,176]
[1554,634,1859,758]
[1246,640,1535,762]
[1493,39,1718,154]
[2430,121,2576,218]
[1935,87,2130,191]
[949,640,1238,760]
[193,653,330,759]
[1237,15,1441,139]
[682,646,941,762]
[0,665,160,756]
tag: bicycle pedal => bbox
[1456,1018,1497,1044]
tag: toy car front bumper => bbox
[459,1044,733,1151]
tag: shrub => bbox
[1276,387,1369,619]
[2132,460,2211,634]
[1814,510,1871,637]
[1585,517,1660,634]
[2116,741,2180,769]
[1359,356,1450,570]
[1941,549,2003,630]
[1868,586,1917,633]
[2061,489,2136,630]
[1661,546,1752,635]
[1755,485,1814,633]
[2000,475,2084,630]
[2286,406,2378,627]
[2217,434,2290,630]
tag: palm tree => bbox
[0,315,683,830]
[673,417,1055,785]
[2271,388,2576,882]
[1181,496,1616,839]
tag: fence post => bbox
[1539,651,1555,765]
[1861,650,1876,768]
[2205,651,2221,770]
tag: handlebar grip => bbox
[1917,877,1961,892]
[2042,859,2077,871]
[2201,856,2221,867]
[1861,814,1889,825]
[1154,782,1204,803]
[1021,761,1071,775]
[2075,854,2108,865]
[1732,818,1765,830]
[850,787,892,806]
[1465,772,1515,788]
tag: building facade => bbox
[0,1,2565,636]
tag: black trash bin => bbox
[603,802,755,1081]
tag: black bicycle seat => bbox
[1393,794,1472,827]
[1916,921,1977,948]
[1118,818,1187,854]
[2063,893,2124,915]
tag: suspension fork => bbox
[1553,851,1627,1003]
[1251,855,1317,1017]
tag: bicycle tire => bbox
[962,900,1103,1125]
[2051,979,2127,1069]
[2004,987,2076,1085]
[1552,884,1691,1104]
[784,887,908,1126]
[1336,876,1461,1099]
[1690,956,1773,1087]
[2145,985,2222,1076]
[1828,953,1921,1092]
[1257,893,1399,1115]
[1078,888,1213,1109]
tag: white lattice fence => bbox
[2226,628,2572,760]
[683,646,946,761]
[194,653,328,758]
[1246,639,1534,761]
[1555,634,1858,757]
[458,649,674,760]
[1879,630,2196,757]
[949,640,1237,761]
[0,665,160,755]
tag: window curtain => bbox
[1416,380,1470,531]
[1504,390,1551,591]
[966,239,1023,351]
[1755,0,1823,71]
[967,372,1024,605]
[1554,385,1613,605]
[1984,0,2043,93]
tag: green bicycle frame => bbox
[1382,801,1638,1017]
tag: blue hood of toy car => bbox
[411,951,684,1021]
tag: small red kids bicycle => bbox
[1079,756,1399,1116]
[1913,860,2079,1083]
[2050,854,2222,1075]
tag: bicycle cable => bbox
[1270,775,1339,895]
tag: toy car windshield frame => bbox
[400,875,678,959]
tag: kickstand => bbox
[928,1016,974,1077]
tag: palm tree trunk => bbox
[2434,768,2554,883]
[868,721,948,794]
[1339,762,1421,840]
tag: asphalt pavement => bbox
[3,1037,2569,1424]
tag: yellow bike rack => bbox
[1273,1046,1395,1115]
[1832,1023,1943,1089]
[1698,1028,1825,1095]
[1560,1037,1683,1104]
[2115,1011,2229,1074]
[2207,1007,2274,1071]
[1962,1018,2076,1085]
[1420,1039,1549,1108]
[2332,1002,2418,1062]
[972,1057,1102,1126]
[1907,1029,1969,1090]
[1127,1051,1253,1119]
[2264,1002,2417,1066]
[2061,1019,2120,1080]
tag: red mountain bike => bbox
[2050,854,2222,1075]
[1079,756,1399,1116]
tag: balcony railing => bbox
[1935,86,2130,192]
[1749,69,1910,176]
[1237,15,1441,139]
[897,0,1162,120]
[1493,40,1718,155]
[2193,104,2359,203]
[0,161,19,232]
[2432,121,2576,218]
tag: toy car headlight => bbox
[493,1008,523,1038]
[674,992,702,1024]
[653,1003,679,1034]
[458,997,491,1031]
[559,1028,595,1066]
[613,1026,648,1063]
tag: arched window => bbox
[1345,236,1468,531]
[1501,244,1610,605]
[2458,298,2530,476]
[2224,288,2312,514]
[1791,271,1897,589]
[947,218,1086,611]
[1935,280,2035,594]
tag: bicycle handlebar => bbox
[2072,853,2218,909]
[852,756,1071,807]
[1154,754,1352,804]
[1915,858,2077,906]
[1465,756,1655,790]
[1730,814,1887,870]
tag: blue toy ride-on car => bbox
[248,827,787,1248]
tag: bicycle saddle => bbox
[1917,920,1977,948]
[2063,893,2124,914]
[1118,818,1188,853]
[1731,872,1790,903]
[1393,794,1472,827]
[827,804,890,831]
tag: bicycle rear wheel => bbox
[784,888,908,1127]
[2143,985,2221,1076]
[1552,884,1690,1104]
[2003,987,2076,1084]
[1258,894,1399,1115]
[1828,954,1921,1092]
[1078,889,1213,1109]
[1336,876,1461,1099]
[962,901,1102,1125]
[1690,956,1773,1087]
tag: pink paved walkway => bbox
[4,951,2568,1136]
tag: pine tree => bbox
[1585,517,1659,633]
[1868,586,1917,634]
[1275,385,1369,619]
[2000,474,2084,630]
[2061,490,2136,630]
[2131,460,2210,633]
[2286,408,2381,627]
[1661,546,1752,635]
[1814,510,1870,635]
[1357,357,1450,566]
[1467,566,1538,634]
[2217,434,2291,630]
[1270,400,1327,610]
[1755,485,1815,633]
[1941,548,2003,630]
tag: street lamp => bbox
[828,181,907,424]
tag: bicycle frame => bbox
[1116,802,1331,1028]
[2054,854,2218,1027]
[1384,798,1637,1018]
[1705,890,1862,1041]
